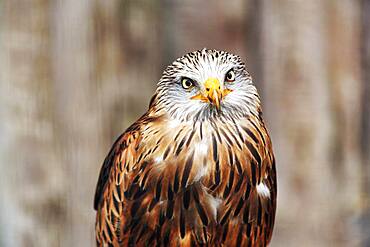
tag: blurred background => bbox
[0,0,369,246]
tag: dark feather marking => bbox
[152,144,160,154]
[168,183,174,201]
[139,161,149,172]
[251,160,257,186]
[257,196,262,225]
[133,187,146,200]
[166,200,174,219]
[148,198,158,212]
[244,182,251,200]
[193,109,202,122]
[222,223,229,242]
[193,187,200,203]
[180,207,186,238]
[155,177,162,201]
[131,200,145,219]
[125,160,131,171]
[234,197,244,217]
[124,185,134,199]
[250,120,266,145]
[257,160,262,184]
[236,225,244,247]
[246,223,252,237]
[195,202,209,226]
[156,136,163,145]
[110,211,115,222]
[223,183,231,199]
[228,169,235,187]
[174,168,180,193]
[223,169,234,199]
[265,211,270,230]
[219,127,233,147]
[203,226,208,242]
[113,196,120,214]
[254,226,258,241]
[142,149,152,161]
[174,129,183,142]
[102,231,108,243]
[235,173,244,193]
[105,221,114,242]
[212,134,218,162]
[115,184,122,201]
[186,129,196,147]
[176,134,187,156]
[159,210,165,226]
[242,126,259,144]
[163,227,171,246]
[152,130,160,136]
[192,187,208,226]
[243,203,250,224]
[183,189,191,209]
[220,207,232,225]
[215,129,222,144]
[182,152,194,188]
[246,142,261,165]
[163,145,171,160]
[211,160,221,190]
[199,121,203,140]
[228,149,234,165]
[132,175,140,184]
[226,124,242,149]
[149,93,158,108]
[235,156,243,174]
[141,168,150,187]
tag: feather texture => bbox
[94,112,276,246]
[94,49,276,246]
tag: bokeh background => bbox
[0,0,369,246]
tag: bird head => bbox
[155,49,260,121]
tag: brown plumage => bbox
[94,49,276,246]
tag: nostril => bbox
[206,88,210,92]
[218,86,220,89]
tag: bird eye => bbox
[181,77,194,89]
[225,69,236,82]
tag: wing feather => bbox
[94,132,126,210]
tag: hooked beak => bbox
[191,78,232,110]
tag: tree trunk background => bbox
[0,0,368,246]
[261,1,363,245]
